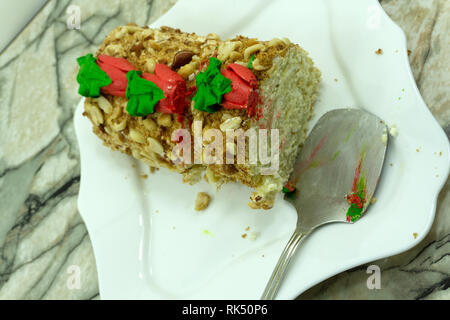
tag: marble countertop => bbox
[0,0,448,300]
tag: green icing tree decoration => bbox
[193,57,232,113]
[346,175,366,222]
[125,70,165,117]
[76,54,112,97]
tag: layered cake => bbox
[78,24,321,209]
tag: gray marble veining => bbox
[0,0,448,299]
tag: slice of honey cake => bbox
[78,24,321,209]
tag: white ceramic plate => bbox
[74,0,450,299]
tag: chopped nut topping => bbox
[220,117,242,131]
[129,129,146,143]
[147,137,164,155]
[157,114,173,127]
[172,50,195,69]
[97,96,113,114]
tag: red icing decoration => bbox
[97,55,135,97]
[284,182,296,192]
[346,193,364,208]
[142,64,189,115]
[221,63,259,117]
[228,63,257,87]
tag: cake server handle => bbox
[261,230,309,300]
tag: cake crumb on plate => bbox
[195,192,211,211]
[149,167,158,173]
[249,232,260,241]
[389,124,398,137]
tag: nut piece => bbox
[97,95,113,114]
[140,28,154,40]
[389,124,398,137]
[142,118,157,131]
[195,192,211,211]
[111,118,127,132]
[234,61,248,67]
[147,137,164,156]
[252,58,269,71]
[145,58,156,73]
[268,38,285,48]
[105,44,122,56]
[132,148,143,160]
[206,33,220,40]
[217,41,241,61]
[281,38,291,45]
[110,104,123,120]
[220,117,242,131]
[129,129,146,143]
[229,51,243,60]
[178,61,199,79]
[244,44,265,60]
[157,114,173,127]
[86,103,104,126]
[171,50,194,69]
[148,40,161,50]
[221,113,232,121]
[124,25,142,34]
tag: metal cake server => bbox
[261,108,388,300]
